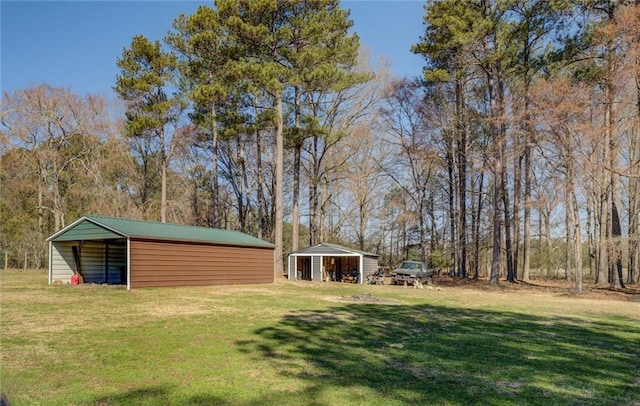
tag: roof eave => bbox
[129,235,274,249]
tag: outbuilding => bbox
[287,243,379,284]
[47,215,275,289]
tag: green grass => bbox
[1,270,639,405]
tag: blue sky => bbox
[1,1,427,97]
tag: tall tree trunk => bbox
[567,162,583,293]
[473,171,484,280]
[598,3,617,285]
[38,174,45,234]
[538,209,544,276]
[629,18,640,284]
[564,176,572,281]
[274,93,284,274]
[572,203,583,293]
[319,176,330,242]
[630,173,640,282]
[309,136,319,245]
[496,66,514,284]
[160,131,168,223]
[211,103,220,228]
[456,78,468,278]
[597,147,610,284]
[190,170,198,224]
[544,209,552,277]
[490,170,502,285]
[520,15,535,283]
[291,87,302,252]
[611,200,625,288]
[629,163,640,284]
[522,141,532,281]
[359,201,366,251]
[254,105,264,240]
[512,153,522,281]
[52,161,63,230]
[447,130,457,276]
[586,194,595,279]
[489,65,504,286]
[236,138,246,231]
[428,183,438,253]
[503,157,515,283]
[455,78,467,278]
[419,192,427,266]
[292,143,302,249]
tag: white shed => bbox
[287,243,379,284]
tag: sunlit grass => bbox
[1,269,638,405]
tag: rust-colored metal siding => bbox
[129,240,274,288]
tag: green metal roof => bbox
[48,215,275,248]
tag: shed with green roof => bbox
[47,215,275,289]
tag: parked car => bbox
[390,261,433,285]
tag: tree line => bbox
[2,0,639,290]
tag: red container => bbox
[70,274,79,285]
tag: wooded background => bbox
[2,0,639,291]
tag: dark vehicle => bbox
[390,261,433,285]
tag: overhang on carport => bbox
[287,243,379,284]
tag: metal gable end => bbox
[46,216,126,242]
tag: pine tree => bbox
[115,35,182,223]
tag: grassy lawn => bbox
[1,270,639,405]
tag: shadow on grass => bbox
[236,303,640,405]
[91,386,236,406]
[91,386,174,405]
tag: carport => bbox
[287,243,379,284]
[47,215,275,289]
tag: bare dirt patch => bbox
[333,293,404,305]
